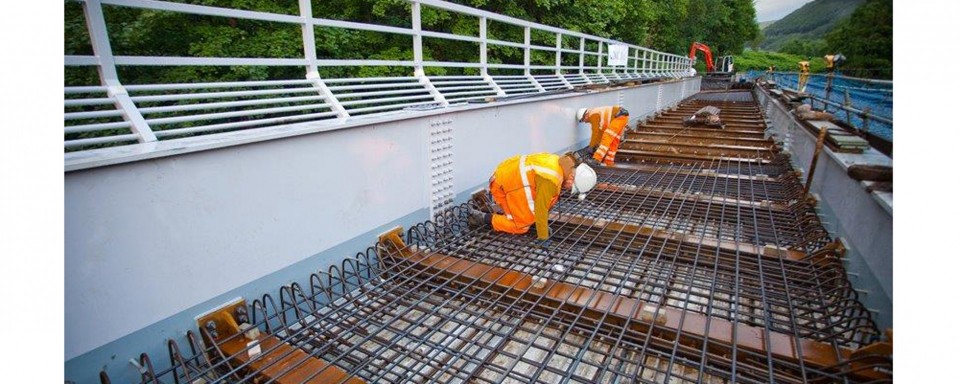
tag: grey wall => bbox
[64,78,700,362]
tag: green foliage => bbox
[825,0,892,79]
[761,0,864,51]
[778,38,828,58]
[734,50,827,73]
[65,0,762,85]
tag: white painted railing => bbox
[64,0,693,153]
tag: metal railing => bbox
[752,71,893,142]
[65,0,692,153]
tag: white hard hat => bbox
[570,163,597,200]
[576,108,588,121]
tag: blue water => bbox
[746,71,893,141]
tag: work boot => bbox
[467,208,490,228]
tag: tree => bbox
[825,0,893,78]
[65,0,764,84]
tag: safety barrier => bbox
[751,71,893,142]
[64,0,693,156]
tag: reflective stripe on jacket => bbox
[593,115,629,165]
[582,106,622,148]
[489,153,564,232]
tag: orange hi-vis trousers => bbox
[488,154,562,234]
[593,115,629,166]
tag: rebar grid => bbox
[112,91,889,384]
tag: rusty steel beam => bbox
[637,125,767,138]
[592,182,793,213]
[625,131,776,148]
[198,301,366,384]
[389,250,888,382]
[594,167,804,203]
[618,141,777,160]
[607,162,782,182]
[616,149,772,165]
[550,213,806,261]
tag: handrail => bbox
[64,0,693,154]
[768,71,893,86]
[756,71,892,140]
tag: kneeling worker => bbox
[577,106,630,166]
[469,153,597,243]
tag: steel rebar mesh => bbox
[111,91,889,384]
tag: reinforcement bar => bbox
[101,90,890,383]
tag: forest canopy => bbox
[65,0,760,85]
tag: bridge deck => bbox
[113,90,889,384]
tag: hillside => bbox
[758,20,777,30]
[734,50,827,73]
[761,0,864,51]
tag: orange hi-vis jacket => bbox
[593,114,629,166]
[488,153,564,237]
[582,106,623,148]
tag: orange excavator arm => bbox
[689,42,715,72]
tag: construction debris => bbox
[848,164,893,182]
[794,104,837,122]
[807,120,870,152]
[682,105,724,128]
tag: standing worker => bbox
[587,107,629,166]
[469,152,597,244]
[798,60,811,93]
[577,106,626,153]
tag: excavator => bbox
[689,42,734,73]
[689,42,735,88]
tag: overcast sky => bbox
[755,0,815,22]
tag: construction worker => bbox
[469,152,597,244]
[577,106,624,151]
[588,107,629,166]
[798,60,811,93]
[824,53,846,73]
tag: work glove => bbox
[467,208,489,228]
[533,237,552,249]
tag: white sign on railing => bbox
[607,44,629,66]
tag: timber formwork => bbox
[112,90,890,384]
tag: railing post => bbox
[633,47,639,77]
[411,1,447,105]
[844,89,854,127]
[479,16,505,96]
[479,16,487,76]
[81,0,157,143]
[659,53,665,76]
[655,53,662,76]
[524,27,545,92]
[523,27,531,76]
[596,40,603,77]
[578,37,591,84]
[641,50,650,77]
[860,107,872,135]
[824,72,834,102]
[556,33,573,89]
[299,0,348,119]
